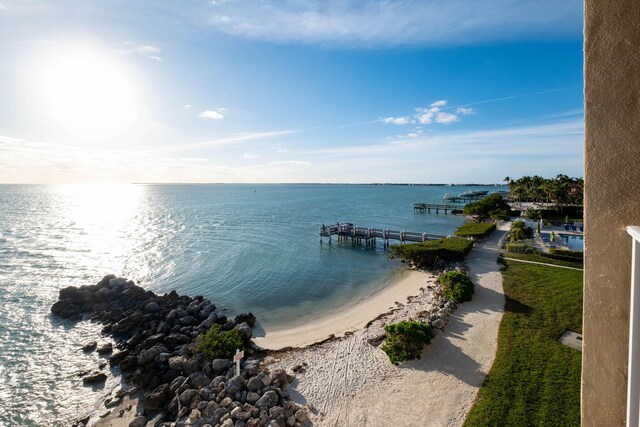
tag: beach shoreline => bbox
[252,268,439,350]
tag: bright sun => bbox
[37,50,140,135]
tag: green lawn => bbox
[464,254,583,427]
[503,253,583,269]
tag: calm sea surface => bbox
[0,183,500,425]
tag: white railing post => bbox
[627,226,640,427]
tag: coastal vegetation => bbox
[465,254,582,426]
[509,220,533,242]
[463,193,511,221]
[504,174,584,212]
[198,324,244,360]
[389,237,473,269]
[381,321,433,365]
[438,271,475,303]
[455,222,496,239]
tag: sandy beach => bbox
[264,224,508,426]
[253,269,439,350]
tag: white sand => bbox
[265,224,509,427]
[253,269,439,350]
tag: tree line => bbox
[503,174,584,210]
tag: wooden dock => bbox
[319,222,447,247]
[413,203,463,214]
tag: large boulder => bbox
[188,371,210,389]
[82,372,107,384]
[236,322,252,340]
[255,390,279,410]
[138,344,168,366]
[234,313,257,328]
[225,375,246,395]
[144,384,169,411]
[211,359,230,374]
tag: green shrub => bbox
[463,194,510,220]
[381,321,433,364]
[509,220,533,242]
[439,270,475,302]
[455,222,496,239]
[547,249,584,261]
[525,209,542,220]
[389,238,473,269]
[198,324,244,359]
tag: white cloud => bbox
[0,3,6,11]
[382,116,411,125]
[456,107,475,115]
[384,100,465,127]
[184,104,192,109]
[269,160,311,166]
[435,112,459,124]
[119,42,163,61]
[243,153,258,159]
[204,0,581,46]
[277,149,289,153]
[198,108,226,120]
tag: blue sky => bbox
[0,0,583,183]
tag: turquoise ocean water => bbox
[0,183,500,425]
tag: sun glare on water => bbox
[36,49,140,136]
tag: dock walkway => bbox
[319,222,447,247]
[413,203,463,214]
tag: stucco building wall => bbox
[583,0,640,425]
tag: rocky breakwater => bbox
[52,274,312,427]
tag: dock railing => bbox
[627,226,640,427]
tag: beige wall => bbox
[583,0,640,425]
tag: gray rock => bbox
[270,368,289,387]
[179,388,198,405]
[212,359,230,374]
[234,313,256,328]
[246,376,263,392]
[221,419,234,427]
[220,397,233,407]
[179,315,197,326]
[236,322,252,340]
[155,352,171,364]
[144,301,161,313]
[242,360,260,377]
[82,372,107,384]
[212,407,229,424]
[202,401,220,418]
[188,408,201,423]
[225,375,246,395]
[169,375,187,393]
[255,390,278,410]
[222,321,236,331]
[294,408,309,423]
[128,415,146,427]
[286,416,296,427]
[138,344,168,366]
[199,313,218,330]
[96,342,113,355]
[189,371,210,389]
[82,340,97,352]
[169,356,187,371]
[144,384,169,411]
[163,333,190,348]
[246,392,260,404]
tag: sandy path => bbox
[268,223,508,427]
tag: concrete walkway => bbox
[318,224,508,426]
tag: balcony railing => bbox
[627,226,640,427]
